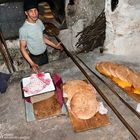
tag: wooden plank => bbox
[63,80,110,132]
[68,110,109,132]
[33,94,61,120]
[64,97,109,132]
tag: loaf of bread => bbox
[63,80,98,120]
[96,61,140,95]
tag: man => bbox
[19,0,63,73]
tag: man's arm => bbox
[43,36,63,50]
[19,40,39,73]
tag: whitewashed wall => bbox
[104,0,140,60]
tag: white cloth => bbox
[97,102,108,115]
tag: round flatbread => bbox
[115,65,131,82]
[70,91,98,120]
[96,62,105,75]
[108,63,119,77]
[96,61,113,77]
[63,80,96,100]
[127,72,140,89]
[101,61,113,77]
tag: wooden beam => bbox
[0,40,12,73]
[0,28,16,73]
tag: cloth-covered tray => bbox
[22,73,55,97]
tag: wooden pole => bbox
[0,28,16,73]
[0,40,12,73]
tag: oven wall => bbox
[59,0,105,52]
[104,0,140,59]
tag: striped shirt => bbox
[19,19,47,55]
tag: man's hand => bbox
[31,62,39,73]
[55,42,63,51]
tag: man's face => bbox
[25,8,38,23]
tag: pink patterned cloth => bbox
[24,73,64,108]
[23,73,50,95]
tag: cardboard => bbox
[31,91,55,103]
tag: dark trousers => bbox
[29,49,48,66]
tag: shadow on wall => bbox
[0,2,25,40]
[111,0,119,12]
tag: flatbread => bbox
[96,61,113,77]
[115,65,131,82]
[63,80,96,100]
[108,63,119,77]
[96,62,106,75]
[127,72,140,89]
[70,91,98,120]
[101,62,113,77]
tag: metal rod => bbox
[54,36,140,140]
[75,55,140,119]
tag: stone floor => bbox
[0,49,140,140]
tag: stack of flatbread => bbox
[63,80,99,120]
[96,61,140,95]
